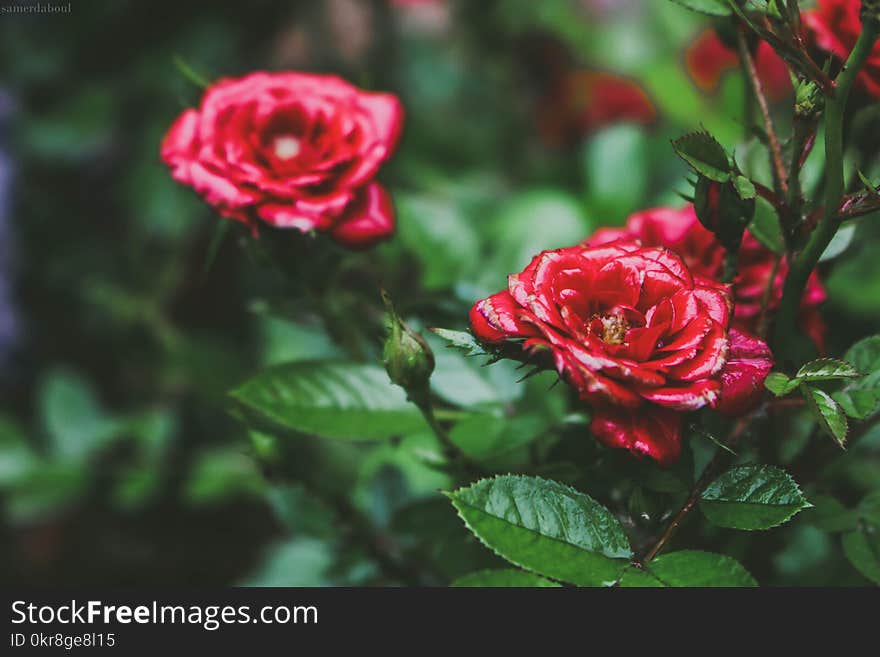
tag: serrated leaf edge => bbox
[446,474,632,587]
[700,464,812,531]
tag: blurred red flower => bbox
[804,0,880,97]
[537,71,655,147]
[161,72,403,249]
[686,29,792,101]
[470,241,773,465]
[589,205,827,352]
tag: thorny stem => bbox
[638,417,752,565]
[737,28,789,197]
[773,19,880,358]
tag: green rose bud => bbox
[381,291,435,394]
[794,78,823,118]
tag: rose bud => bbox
[693,177,754,254]
[470,241,774,466]
[161,71,404,249]
[382,291,435,394]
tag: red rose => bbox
[686,29,791,102]
[161,71,404,248]
[469,241,773,465]
[589,205,827,352]
[805,0,880,97]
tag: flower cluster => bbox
[161,72,403,248]
[470,240,774,466]
[588,205,827,352]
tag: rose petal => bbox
[590,406,682,466]
[330,183,395,248]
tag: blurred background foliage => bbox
[0,0,878,586]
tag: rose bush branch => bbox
[736,28,788,197]
[774,5,880,356]
[639,416,753,564]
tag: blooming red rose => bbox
[805,0,880,97]
[686,29,791,102]
[469,241,773,466]
[589,205,827,352]
[161,71,404,248]
[537,71,655,147]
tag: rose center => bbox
[272,134,302,160]
[592,313,629,345]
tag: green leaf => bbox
[802,385,848,447]
[230,361,428,440]
[857,169,879,194]
[619,551,757,587]
[451,568,561,587]
[449,409,551,462]
[749,197,785,254]
[858,490,880,526]
[184,448,264,505]
[842,530,880,584]
[805,494,859,533]
[844,335,880,375]
[734,175,757,200]
[39,368,120,463]
[449,475,632,586]
[700,465,810,530]
[669,0,732,16]
[833,389,880,420]
[819,223,857,263]
[764,372,801,396]
[395,193,481,291]
[429,328,486,357]
[833,337,880,419]
[479,189,591,287]
[672,131,732,182]
[796,358,862,381]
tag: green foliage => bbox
[842,530,880,584]
[749,197,785,254]
[796,359,862,382]
[764,372,801,396]
[668,0,732,16]
[619,551,757,587]
[230,362,429,441]
[802,386,849,447]
[6,0,880,589]
[672,131,732,182]
[451,568,560,587]
[448,475,632,586]
[700,465,810,530]
[430,328,486,358]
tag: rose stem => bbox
[409,389,487,480]
[638,417,751,565]
[736,28,789,198]
[773,16,880,358]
